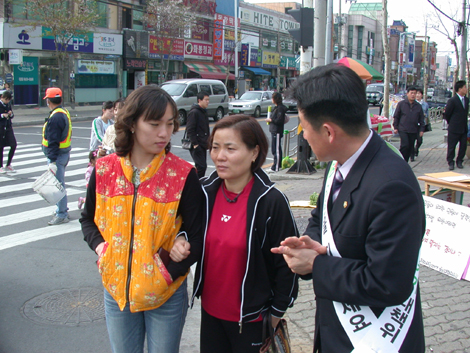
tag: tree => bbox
[143,0,201,83]
[24,0,100,104]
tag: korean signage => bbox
[213,14,240,61]
[3,24,42,50]
[240,7,298,33]
[93,33,123,55]
[241,43,250,67]
[262,51,279,68]
[124,59,147,70]
[123,30,149,59]
[421,196,470,280]
[250,48,262,67]
[192,20,210,41]
[213,40,236,66]
[9,49,23,65]
[42,27,93,53]
[13,56,39,86]
[184,40,213,60]
[77,60,115,74]
[408,38,415,65]
[261,32,278,51]
[280,56,297,70]
[149,36,184,61]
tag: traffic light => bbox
[288,8,314,48]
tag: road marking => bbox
[0,188,83,209]
[0,220,82,251]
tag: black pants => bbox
[190,145,207,178]
[271,133,283,171]
[447,131,467,164]
[398,131,417,162]
[415,134,423,155]
[200,308,264,353]
[0,127,17,167]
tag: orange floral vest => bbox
[95,152,193,312]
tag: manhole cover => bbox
[22,288,105,326]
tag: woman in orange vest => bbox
[80,86,204,353]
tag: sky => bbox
[245,0,464,65]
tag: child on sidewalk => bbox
[78,150,97,209]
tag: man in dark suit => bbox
[272,64,425,353]
[444,80,468,170]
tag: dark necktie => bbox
[332,169,344,203]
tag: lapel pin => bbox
[343,201,348,208]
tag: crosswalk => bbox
[0,143,89,251]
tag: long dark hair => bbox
[114,86,179,156]
[209,114,268,172]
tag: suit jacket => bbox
[444,94,469,134]
[305,132,425,353]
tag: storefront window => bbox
[75,74,118,88]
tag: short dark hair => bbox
[114,98,125,110]
[114,85,179,156]
[455,80,466,92]
[209,114,268,172]
[197,91,209,102]
[48,97,62,105]
[102,100,114,111]
[2,91,12,100]
[272,92,283,105]
[416,88,423,95]
[407,86,417,93]
[286,64,369,136]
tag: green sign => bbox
[14,56,39,86]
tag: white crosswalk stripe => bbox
[1,143,90,250]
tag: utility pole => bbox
[338,0,342,58]
[381,0,391,118]
[459,0,467,80]
[234,0,239,98]
[313,0,326,68]
[423,19,429,102]
[325,0,333,64]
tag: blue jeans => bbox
[48,152,70,218]
[104,279,188,353]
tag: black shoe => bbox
[457,162,463,169]
[410,158,415,162]
[449,162,455,171]
[415,151,419,157]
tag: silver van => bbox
[161,79,229,125]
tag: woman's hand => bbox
[170,236,191,262]
[95,242,106,257]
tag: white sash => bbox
[322,161,420,353]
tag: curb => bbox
[13,115,96,127]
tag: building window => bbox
[96,2,108,28]
[133,9,144,30]
[357,26,363,60]
[347,25,353,57]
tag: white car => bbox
[229,91,274,118]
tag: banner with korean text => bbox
[421,196,470,280]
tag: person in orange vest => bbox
[42,87,72,225]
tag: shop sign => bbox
[240,7,297,33]
[192,20,210,41]
[262,51,279,68]
[240,43,250,67]
[250,48,262,67]
[148,61,162,70]
[125,59,147,70]
[261,32,277,51]
[3,24,42,50]
[124,30,149,59]
[184,40,213,60]
[135,71,146,89]
[9,49,23,65]
[14,56,39,86]
[77,60,115,74]
[93,33,123,55]
[213,16,224,60]
[149,36,184,61]
[214,40,236,66]
[280,56,296,70]
[42,27,93,53]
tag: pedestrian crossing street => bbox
[0,143,88,251]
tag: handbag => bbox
[424,123,432,132]
[181,129,191,150]
[259,312,291,353]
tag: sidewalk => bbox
[262,121,470,353]
[11,104,102,126]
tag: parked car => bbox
[228,91,274,118]
[283,96,298,112]
[366,83,394,106]
[427,88,434,101]
[161,78,229,125]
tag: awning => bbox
[184,62,235,80]
[241,66,271,75]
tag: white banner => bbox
[77,60,115,74]
[421,196,470,279]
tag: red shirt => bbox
[201,178,254,322]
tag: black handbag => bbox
[181,129,191,150]
[424,123,432,132]
[259,312,291,353]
